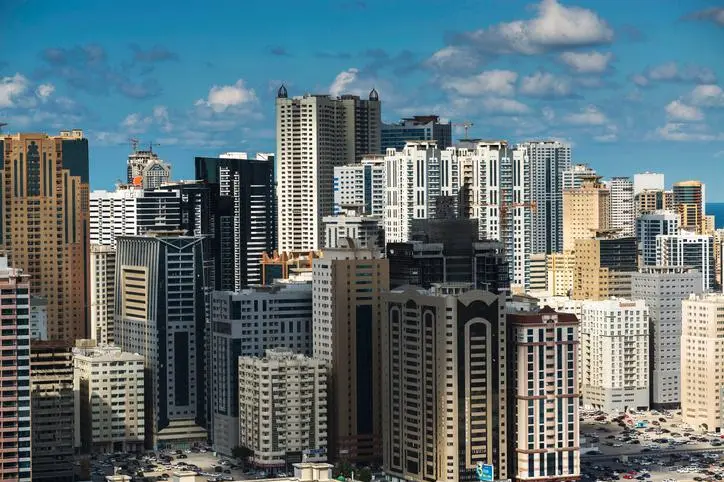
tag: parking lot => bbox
[89,448,261,481]
[581,409,724,482]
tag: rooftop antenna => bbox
[129,137,139,152]
[0,122,8,134]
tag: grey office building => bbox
[115,234,207,449]
[381,115,452,152]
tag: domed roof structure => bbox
[277,84,288,98]
[369,87,379,101]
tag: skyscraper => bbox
[0,257,32,482]
[380,115,452,152]
[115,234,207,449]
[635,189,673,217]
[656,232,715,291]
[333,156,385,216]
[681,293,724,432]
[382,285,508,482]
[507,307,580,482]
[609,177,635,237]
[562,177,610,252]
[631,267,702,408]
[673,180,705,233]
[0,130,90,342]
[580,299,649,412]
[573,236,638,300]
[195,153,276,289]
[126,147,171,189]
[30,341,75,481]
[276,87,381,253]
[312,241,388,463]
[636,211,680,267]
[562,163,597,190]
[524,140,572,255]
[90,244,116,344]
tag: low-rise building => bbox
[73,340,145,453]
[238,349,327,473]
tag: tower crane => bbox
[0,122,8,134]
[452,121,474,140]
[129,137,140,152]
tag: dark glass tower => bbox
[195,155,276,290]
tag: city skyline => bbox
[1,0,723,194]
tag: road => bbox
[582,445,724,461]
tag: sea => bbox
[708,203,724,229]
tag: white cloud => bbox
[196,79,257,113]
[152,105,173,132]
[0,73,29,108]
[440,70,518,97]
[559,51,612,73]
[685,7,724,27]
[329,68,359,97]
[481,97,530,115]
[665,100,704,121]
[425,46,482,71]
[690,84,724,107]
[593,124,618,142]
[35,83,55,100]
[634,62,717,86]
[542,106,555,121]
[563,105,608,125]
[121,105,174,134]
[455,0,613,55]
[655,122,722,141]
[519,72,572,98]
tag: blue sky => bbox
[1,0,723,196]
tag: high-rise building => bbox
[30,296,48,341]
[580,299,649,412]
[333,157,385,216]
[90,186,182,247]
[195,153,276,289]
[386,219,510,294]
[382,285,508,482]
[30,341,75,481]
[0,130,89,342]
[635,189,673,217]
[631,267,702,408]
[507,307,580,482]
[609,177,635,237]
[523,140,572,255]
[209,282,313,456]
[238,348,327,472]
[656,232,715,291]
[126,147,171,189]
[0,257,32,482]
[547,251,576,297]
[562,163,597,190]
[90,244,116,344]
[115,234,207,449]
[673,180,705,233]
[312,241,388,463]
[529,253,548,293]
[276,87,381,253]
[323,211,382,249]
[562,177,610,252]
[633,172,664,196]
[73,340,145,453]
[380,115,452,152]
[681,293,724,432]
[573,236,637,300]
[636,211,679,267]
[383,141,460,243]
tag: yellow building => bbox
[562,177,610,251]
[547,251,576,297]
[0,131,90,342]
[572,235,637,301]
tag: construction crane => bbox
[0,122,7,134]
[452,121,474,140]
[148,141,161,152]
[129,137,139,152]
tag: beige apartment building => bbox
[573,236,637,301]
[635,189,673,217]
[238,349,327,471]
[562,177,610,252]
[681,294,724,432]
[508,308,581,482]
[73,340,145,453]
[312,240,389,463]
[547,251,576,297]
[90,244,116,344]
[0,131,90,342]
